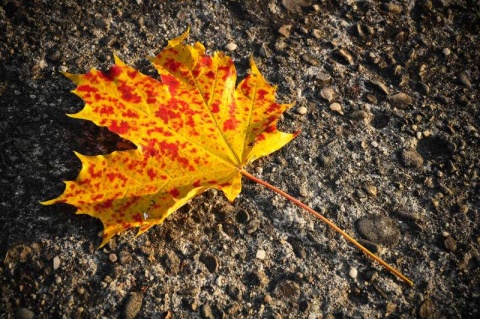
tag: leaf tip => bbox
[167,26,190,48]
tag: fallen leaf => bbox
[42,28,297,247]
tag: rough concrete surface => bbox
[1,0,479,318]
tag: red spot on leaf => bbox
[223,118,238,131]
[106,173,117,182]
[95,199,113,209]
[92,194,104,201]
[206,71,215,79]
[109,120,129,134]
[169,188,180,198]
[103,65,122,80]
[257,89,268,100]
[200,56,213,67]
[127,70,137,79]
[165,58,182,73]
[99,105,114,116]
[147,168,156,181]
[77,85,98,93]
[161,74,180,94]
[122,110,139,118]
[267,103,280,113]
[118,83,142,103]
[133,213,143,223]
[211,102,220,113]
[265,125,276,133]
[88,166,102,179]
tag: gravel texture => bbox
[1,0,480,318]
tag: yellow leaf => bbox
[42,29,297,247]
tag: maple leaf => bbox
[43,29,413,286]
[42,29,297,247]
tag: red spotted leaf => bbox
[42,28,297,247]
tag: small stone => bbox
[366,94,378,104]
[254,166,263,174]
[53,256,61,270]
[446,160,457,173]
[349,267,358,279]
[259,43,272,58]
[297,106,308,115]
[248,269,269,287]
[419,82,430,95]
[246,219,261,234]
[364,184,377,197]
[442,48,451,56]
[100,35,116,47]
[356,215,400,247]
[274,280,300,302]
[281,0,305,13]
[389,92,413,108]
[201,304,214,319]
[119,250,133,265]
[335,49,353,64]
[109,253,118,263]
[202,254,219,273]
[236,209,250,223]
[419,0,433,10]
[77,286,85,295]
[456,204,469,214]
[329,103,343,115]
[225,42,238,52]
[301,53,319,66]
[311,29,322,39]
[369,79,390,95]
[162,250,180,274]
[124,292,143,319]
[401,149,424,169]
[163,309,173,319]
[15,308,34,319]
[316,72,331,82]
[383,2,403,14]
[94,17,107,29]
[356,24,365,37]
[256,249,266,260]
[419,299,435,319]
[458,71,472,88]
[320,87,335,102]
[386,302,397,316]
[423,130,431,137]
[278,24,292,37]
[444,236,457,252]
[356,189,367,199]
[67,295,75,306]
[299,300,309,312]
[47,49,61,62]
[227,284,243,301]
[54,276,62,284]
[264,294,273,304]
[351,110,369,122]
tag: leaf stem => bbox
[240,169,413,286]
